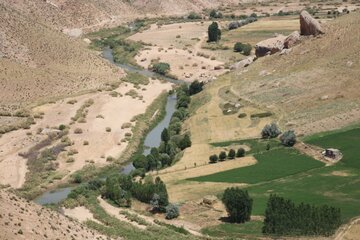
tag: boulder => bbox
[300,10,324,36]
[284,31,300,48]
[255,35,286,57]
[231,56,256,69]
[202,195,217,205]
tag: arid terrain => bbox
[1,0,360,239]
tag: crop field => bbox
[189,147,324,184]
[305,127,360,169]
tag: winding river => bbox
[35,48,182,205]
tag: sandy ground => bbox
[0,79,172,188]
[0,189,113,240]
[129,22,228,82]
[63,206,101,224]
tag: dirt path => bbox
[334,217,360,240]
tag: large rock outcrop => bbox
[284,31,301,48]
[255,35,287,57]
[300,10,324,36]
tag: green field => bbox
[305,127,360,169]
[202,221,263,239]
[189,147,324,184]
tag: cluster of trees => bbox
[209,148,245,163]
[220,189,342,237]
[228,17,257,30]
[103,175,169,212]
[261,123,296,147]
[233,42,252,56]
[208,22,221,42]
[263,195,342,236]
[152,62,170,75]
[133,84,202,172]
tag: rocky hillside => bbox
[0,189,114,240]
[232,12,360,135]
[0,2,123,112]
[0,0,239,33]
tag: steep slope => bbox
[231,12,360,135]
[0,0,239,33]
[0,3,123,112]
[0,189,114,240]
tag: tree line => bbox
[221,188,341,237]
[209,147,245,163]
[133,82,203,174]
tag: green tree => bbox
[133,154,148,170]
[261,123,281,139]
[280,130,296,147]
[222,187,253,223]
[165,204,180,219]
[208,22,221,42]
[189,80,204,95]
[236,148,245,157]
[228,149,236,159]
[179,134,192,150]
[209,154,218,163]
[219,151,227,161]
[161,128,170,143]
[234,42,244,52]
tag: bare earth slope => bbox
[0,189,115,240]
[232,13,360,135]
[0,0,239,33]
[0,3,123,112]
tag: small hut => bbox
[322,148,342,161]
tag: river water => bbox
[35,48,180,205]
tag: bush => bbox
[152,62,170,75]
[208,22,221,42]
[165,204,180,219]
[189,80,204,95]
[228,149,236,159]
[236,148,245,158]
[280,130,296,147]
[219,151,227,161]
[188,12,201,19]
[210,9,223,18]
[73,174,82,183]
[209,154,219,163]
[261,123,281,139]
[242,44,252,56]
[74,128,83,134]
[234,42,244,52]
[222,187,253,223]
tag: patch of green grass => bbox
[246,165,360,222]
[123,71,150,85]
[189,148,324,184]
[202,221,263,238]
[305,128,360,169]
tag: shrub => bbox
[106,127,112,132]
[59,124,66,131]
[188,12,201,19]
[219,151,227,161]
[210,9,223,18]
[189,80,204,95]
[236,148,245,158]
[280,130,296,147]
[166,204,180,219]
[208,22,221,42]
[222,187,253,223]
[261,123,281,139]
[83,140,89,145]
[152,62,170,75]
[209,154,219,163]
[242,44,252,56]
[234,42,244,52]
[228,149,236,159]
[73,174,82,183]
[74,128,83,134]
